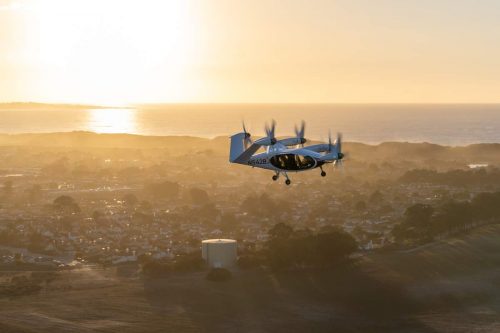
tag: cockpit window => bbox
[270,154,315,170]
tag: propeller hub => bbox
[338,152,344,159]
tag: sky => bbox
[0,0,500,104]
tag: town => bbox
[1,132,498,269]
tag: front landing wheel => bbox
[285,179,291,186]
[272,175,278,181]
[321,171,326,177]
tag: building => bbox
[201,239,237,268]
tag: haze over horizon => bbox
[1,0,500,105]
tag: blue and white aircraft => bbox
[229,121,345,185]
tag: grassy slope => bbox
[365,224,500,283]
[363,224,500,332]
[1,226,500,333]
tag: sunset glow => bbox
[2,2,500,331]
[1,0,199,104]
[1,0,500,103]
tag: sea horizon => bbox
[1,103,500,145]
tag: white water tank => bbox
[201,239,237,268]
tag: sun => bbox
[22,0,199,105]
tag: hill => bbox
[363,224,500,332]
[1,132,500,165]
[0,103,107,110]
[1,225,500,332]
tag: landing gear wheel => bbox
[285,179,291,186]
[321,171,326,177]
[272,175,278,181]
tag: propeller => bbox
[326,130,345,168]
[327,130,333,153]
[294,120,306,147]
[264,120,277,145]
[242,121,252,149]
[333,132,345,169]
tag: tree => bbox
[432,200,472,233]
[471,192,500,220]
[53,195,81,213]
[266,223,295,269]
[122,193,138,207]
[138,200,153,213]
[54,195,75,207]
[92,210,104,221]
[59,216,76,232]
[355,200,367,212]
[198,203,219,221]
[266,224,357,270]
[404,203,434,227]
[268,223,293,241]
[144,181,180,199]
[393,203,434,242]
[311,230,357,266]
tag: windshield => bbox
[270,154,315,170]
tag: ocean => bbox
[1,104,500,145]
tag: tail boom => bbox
[229,133,261,164]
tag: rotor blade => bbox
[336,132,342,153]
[294,120,306,138]
[300,120,306,146]
[242,120,247,134]
[270,119,276,138]
[242,121,252,148]
[328,130,332,152]
[299,120,305,138]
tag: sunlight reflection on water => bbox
[1,104,500,145]
[87,108,137,134]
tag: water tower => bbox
[201,239,237,268]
